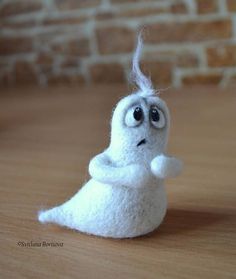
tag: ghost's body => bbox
[38,35,182,238]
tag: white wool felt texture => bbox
[131,33,154,97]
[151,155,183,179]
[38,34,183,238]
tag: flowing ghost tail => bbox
[38,33,183,238]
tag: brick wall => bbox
[0,0,236,89]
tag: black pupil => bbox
[133,107,142,121]
[151,108,160,122]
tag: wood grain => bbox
[0,85,235,279]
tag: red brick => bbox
[146,20,232,43]
[207,45,236,67]
[61,58,80,68]
[13,61,38,86]
[51,43,65,54]
[0,37,32,55]
[55,0,100,10]
[51,38,90,57]
[144,51,199,68]
[67,39,90,56]
[0,20,37,29]
[36,53,53,65]
[95,7,167,21]
[0,1,42,18]
[89,63,125,83]
[170,2,188,14]
[176,52,199,67]
[96,27,135,54]
[43,16,87,26]
[36,52,54,74]
[227,0,236,11]
[182,73,222,85]
[47,74,85,86]
[95,11,114,20]
[196,0,218,14]
[118,7,167,18]
[141,60,173,87]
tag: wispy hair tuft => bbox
[131,33,155,97]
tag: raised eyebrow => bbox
[127,98,147,110]
[127,101,142,109]
[149,103,163,111]
[147,98,165,110]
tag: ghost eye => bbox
[125,106,143,127]
[133,107,143,121]
[149,106,165,128]
[150,108,160,122]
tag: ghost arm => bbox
[89,152,150,188]
[151,154,183,179]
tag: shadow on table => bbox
[146,208,230,238]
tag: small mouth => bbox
[137,138,146,147]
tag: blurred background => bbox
[0,0,236,89]
[1,3,236,276]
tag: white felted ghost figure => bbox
[38,34,183,238]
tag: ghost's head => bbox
[108,34,170,165]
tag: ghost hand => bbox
[151,154,183,179]
[89,152,150,188]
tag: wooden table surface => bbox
[0,85,235,279]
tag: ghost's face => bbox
[108,92,170,165]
